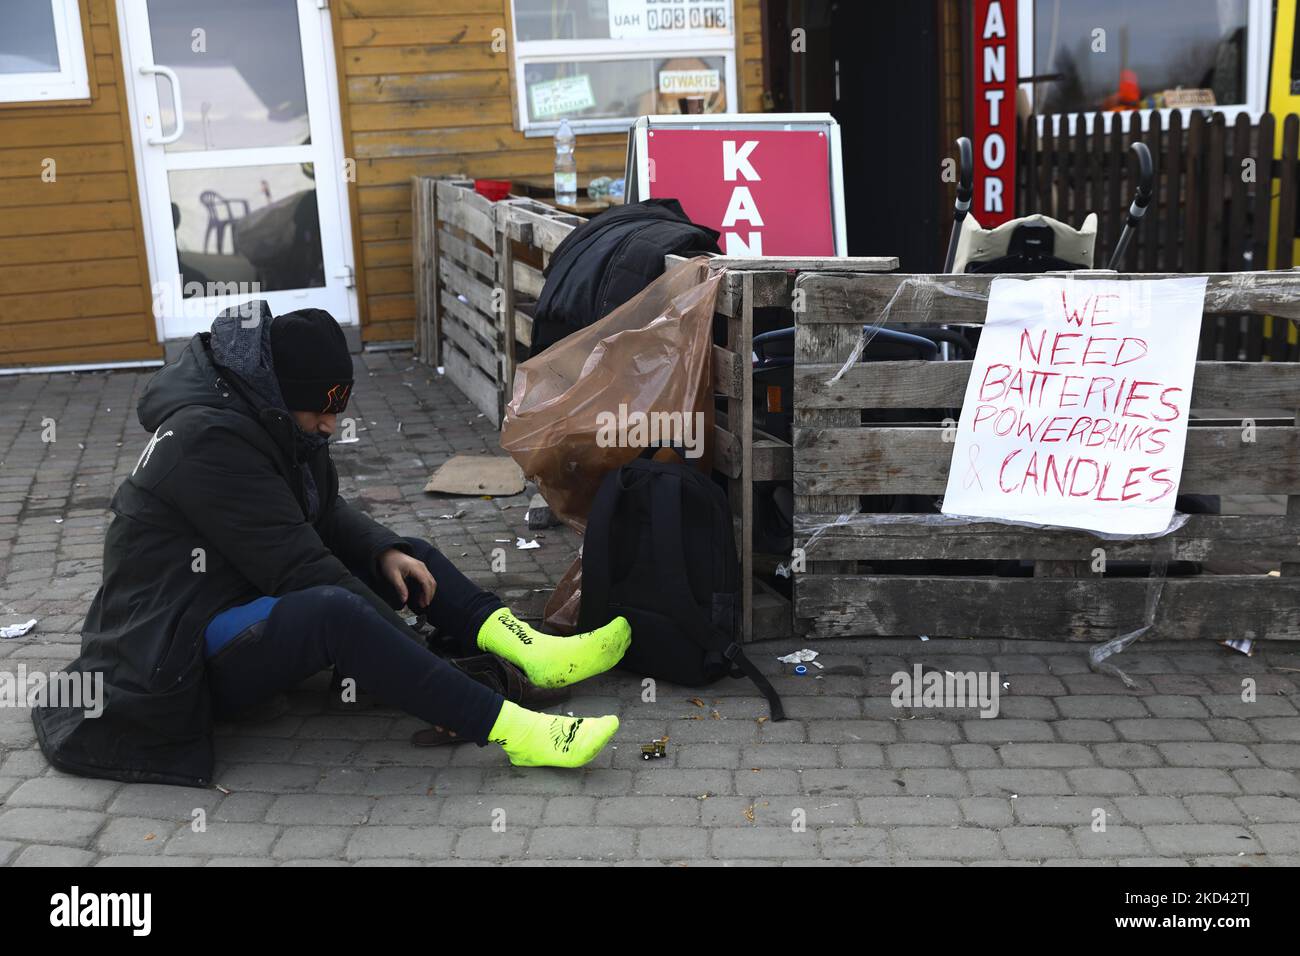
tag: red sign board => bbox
[972,0,1017,226]
[644,128,836,256]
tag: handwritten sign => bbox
[941,276,1207,535]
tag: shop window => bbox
[0,0,90,104]
[510,0,736,135]
[1019,0,1269,130]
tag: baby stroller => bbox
[750,324,963,560]
[943,135,1152,274]
[940,135,1217,569]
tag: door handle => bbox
[139,64,185,146]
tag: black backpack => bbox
[529,199,721,356]
[578,447,785,720]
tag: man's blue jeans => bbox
[205,537,506,744]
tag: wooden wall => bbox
[0,0,158,367]
[333,0,767,343]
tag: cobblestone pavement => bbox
[1,353,1298,866]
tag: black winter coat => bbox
[529,198,720,356]
[32,308,416,787]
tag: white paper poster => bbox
[941,276,1207,536]
[529,75,596,118]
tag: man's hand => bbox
[378,548,437,609]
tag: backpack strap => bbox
[578,467,622,631]
[648,469,786,721]
[724,646,786,722]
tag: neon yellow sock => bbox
[488,700,619,768]
[476,609,631,689]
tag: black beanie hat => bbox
[270,309,354,413]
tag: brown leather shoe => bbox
[409,653,569,747]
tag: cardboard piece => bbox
[424,455,526,497]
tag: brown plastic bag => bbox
[500,256,722,630]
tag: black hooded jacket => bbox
[31,303,416,787]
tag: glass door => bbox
[121,0,355,339]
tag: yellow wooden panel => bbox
[353,144,629,187]
[0,171,130,208]
[338,0,500,15]
[365,293,416,322]
[342,44,499,75]
[0,144,127,179]
[89,23,115,56]
[357,184,412,213]
[349,97,512,132]
[2,338,163,368]
[363,238,414,269]
[0,285,145,324]
[0,257,139,296]
[94,54,120,85]
[0,200,134,237]
[346,71,510,103]
[0,228,138,266]
[6,83,121,119]
[1,311,149,349]
[365,265,414,295]
[361,319,414,342]
[340,15,501,46]
[1,115,123,149]
[360,210,411,240]
[352,124,538,159]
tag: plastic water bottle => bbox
[553,119,577,206]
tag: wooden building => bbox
[0,0,765,369]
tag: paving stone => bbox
[1071,825,1151,858]
[273,826,353,859]
[12,845,98,866]
[1000,826,1074,859]
[2,363,1297,865]
[892,827,1002,859]
[712,827,818,859]
[1144,824,1261,856]
[96,817,178,855]
[6,775,119,810]
[959,797,1015,826]
[857,796,961,825]
[637,826,709,859]
[527,826,634,860]
[345,826,457,860]
[0,807,104,845]
[265,794,372,826]
[164,823,279,857]
[1156,742,1260,768]
[1133,768,1241,795]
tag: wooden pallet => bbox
[495,197,586,400]
[692,256,900,641]
[792,270,1300,642]
[413,178,588,423]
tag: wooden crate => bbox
[412,178,587,423]
[412,179,508,423]
[792,270,1300,642]
[695,256,899,641]
[495,197,587,399]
